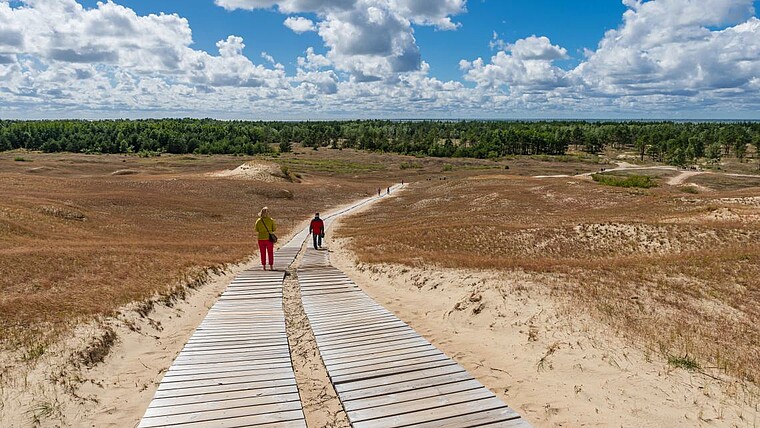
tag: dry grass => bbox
[339,173,760,384]
[0,150,379,350]
[0,148,532,353]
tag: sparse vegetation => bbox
[339,174,760,384]
[400,161,422,170]
[21,343,46,361]
[668,354,701,371]
[27,399,62,425]
[0,151,398,349]
[592,173,657,188]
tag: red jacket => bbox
[310,218,324,235]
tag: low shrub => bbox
[592,173,657,188]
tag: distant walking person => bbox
[255,207,277,270]
[377,188,381,196]
[309,213,325,249]
[386,186,390,195]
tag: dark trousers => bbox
[313,233,322,249]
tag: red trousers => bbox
[258,239,274,267]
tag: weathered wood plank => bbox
[350,396,510,428]
[147,384,299,408]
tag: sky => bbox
[1,0,759,120]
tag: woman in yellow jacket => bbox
[255,207,277,270]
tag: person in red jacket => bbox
[309,213,325,249]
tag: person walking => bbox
[255,207,277,270]
[309,213,325,249]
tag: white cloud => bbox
[284,16,316,33]
[216,0,465,81]
[461,0,760,113]
[573,0,760,104]
[462,36,571,92]
[1,0,760,118]
[297,47,331,69]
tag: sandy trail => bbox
[533,161,760,188]
[667,170,704,185]
[283,247,350,428]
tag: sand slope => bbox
[329,237,759,427]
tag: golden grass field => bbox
[5,146,758,388]
[3,148,576,354]
[339,169,760,385]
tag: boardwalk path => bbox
[140,187,530,427]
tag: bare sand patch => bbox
[209,161,287,182]
[111,169,140,176]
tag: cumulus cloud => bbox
[574,0,760,102]
[217,0,465,81]
[297,47,331,70]
[283,16,316,33]
[0,0,293,116]
[462,36,571,92]
[462,0,760,112]
[2,0,760,118]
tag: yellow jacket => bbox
[255,216,277,240]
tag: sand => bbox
[208,161,286,182]
[327,239,759,427]
[283,255,350,428]
[0,259,256,428]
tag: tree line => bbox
[1,119,759,166]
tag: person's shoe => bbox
[262,266,267,271]
[269,265,274,271]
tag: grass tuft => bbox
[668,354,701,371]
[592,173,657,188]
[75,327,117,368]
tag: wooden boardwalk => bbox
[298,248,530,427]
[139,246,306,428]
[140,188,530,427]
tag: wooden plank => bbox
[139,404,304,427]
[148,385,299,408]
[318,336,431,359]
[157,372,295,392]
[315,329,420,348]
[317,333,425,353]
[339,370,474,402]
[159,367,295,385]
[314,323,409,342]
[172,354,292,366]
[342,379,483,411]
[350,396,509,427]
[411,408,526,428]
[312,320,407,337]
[335,365,466,394]
[329,353,452,378]
[331,359,458,385]
[325,343,436,367]
[173,348,291,362]
[328,347,442,372]
[165,362,293,377]
[322,342,435,366]
[152,378,297,400]
[143,392,301,418]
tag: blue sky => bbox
[1,0,760,119]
